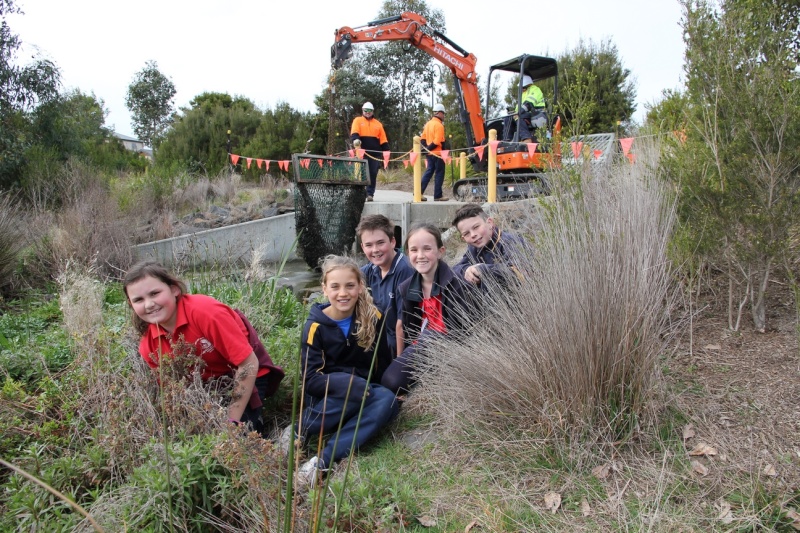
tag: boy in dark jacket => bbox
[451,203,524,289]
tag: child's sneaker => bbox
[297,456,327,489]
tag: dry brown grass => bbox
[418,138,676,445]
[19,161,136,281]
[0,193,25,293]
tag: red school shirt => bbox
[420,294,446,334]
[139,294,266,380]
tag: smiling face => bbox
[407,229,444,278]
[456,215,495,249]
[322,267,363,320]
[360,228,396,273]
[125,275,182,332]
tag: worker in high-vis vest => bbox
[350,102,390,202]
[420,103,448,201]
[516,75,547,143]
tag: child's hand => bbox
[464,265,482,285]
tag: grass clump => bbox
[0,193,25,295]
[419,138,677,449]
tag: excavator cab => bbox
[454,54,561,201]
[483,55,560,170]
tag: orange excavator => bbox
[331,11,561,200]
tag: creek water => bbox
[276,260,322,299]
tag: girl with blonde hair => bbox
[286,255,397,487]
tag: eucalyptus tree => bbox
[125,60,176,148]
[1,0,61,188]
[363,0,446,149]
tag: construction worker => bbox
[516,75,547,143]
[351,102,390,202]
[420,103,448,202]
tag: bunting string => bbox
[226,129,682,172]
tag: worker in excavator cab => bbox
[516,75,548,143]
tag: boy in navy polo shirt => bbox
[357,214,415,356]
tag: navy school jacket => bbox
[301,303,393,400]
[397,260,473,349]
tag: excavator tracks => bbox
[452,173,551,202]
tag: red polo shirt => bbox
[420,295,446,334]
[139,294,265,380]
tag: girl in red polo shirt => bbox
[381,222,472,393]
[123,261,283,434]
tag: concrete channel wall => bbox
[132,198,539,267]
[132,213,299,266]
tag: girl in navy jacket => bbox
[291,255,398,486]
[381,222,472,393]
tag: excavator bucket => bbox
[331,38,353,69]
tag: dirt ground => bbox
[668,280,800,499]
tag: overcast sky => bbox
[10,0,685,139]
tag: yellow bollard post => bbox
[460,152,467,181]
[487,129,497,203]
[413,136,422,202]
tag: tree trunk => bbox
[750,258,772,333]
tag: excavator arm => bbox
[332,12,486,148]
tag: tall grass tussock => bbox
[0,193,24,293]
[417,139,677,450]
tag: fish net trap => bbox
[292,154,368,270]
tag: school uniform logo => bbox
[196,338,215,355]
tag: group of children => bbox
[121,203,520,488]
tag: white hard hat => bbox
[433,103,445,113]
[362,102,374,111]
[522,75,534,87]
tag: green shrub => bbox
[0,296,72,383]
[84,434,268,532]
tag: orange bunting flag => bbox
[571,142,584,159]
[264,160,271,171]
[441,150,450,164]
[619,137,634,157]
[303,159,311,169]
[474,145,485,161]
[246,158,252,169]
[593,150,602,160]
[626,153,637,164]
[403,159,410,168]
[256,159,263,169]
[489,140,500,156]
[348,149,355,157]
[410,152,419,166]
[527,143,538,158]
[383,150,390,169]
[318,159,324,168]
[356,148,365,159]
[328,160,333,167]
[230,154,240,166]
[279,160,289,172]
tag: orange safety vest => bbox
[421,116,445,155]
